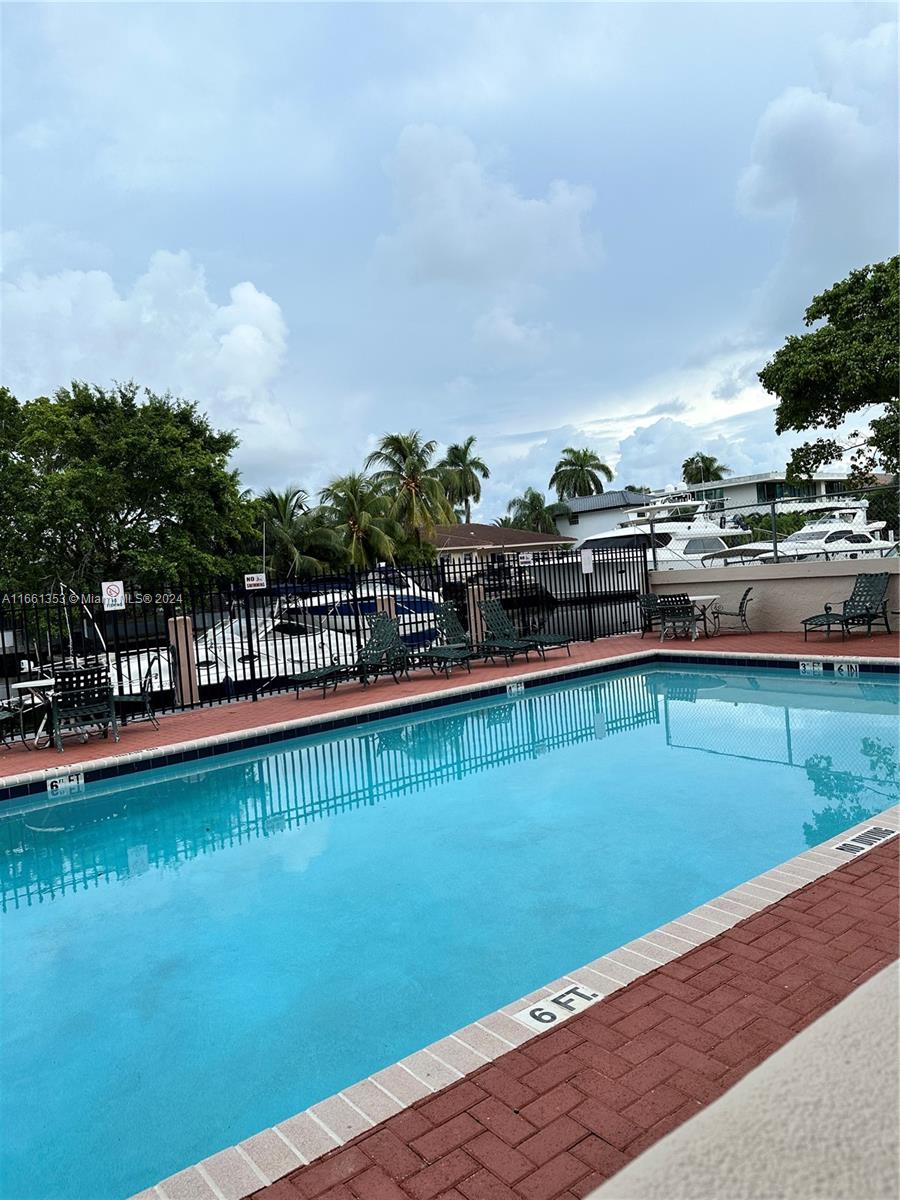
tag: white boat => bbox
[110,604,360,697]
[531,496,730,599]
[283,566,443,645]
[701,501,888,566]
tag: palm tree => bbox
[549,447,614,500]
[320,473,399,569]
[365,431,455,542]
[259,486,341,576]
[492,516,516,527]
[682,452,731,485]
[505,488,569,535]
[439,436,490,523]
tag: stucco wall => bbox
[649,557,899,633]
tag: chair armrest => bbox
[824,603,833,614]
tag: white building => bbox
[553,489,656,542]
[658,468,854,511]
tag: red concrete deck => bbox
[3,631,896,782]
[250,838,899,1200]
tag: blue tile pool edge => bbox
[1,646,897,805]
[132,804,900,1200]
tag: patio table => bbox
[9,678,56,749]
[687,595,720,637]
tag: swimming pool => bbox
[2,662,897,1199]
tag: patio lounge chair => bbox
[658,594,699,642]
[802,573,892,641]
[480,597,571,659]
[477,599,535,665]
[639,593,663,638]
[418,602,481,677]
[292,612,411,698]
[713,586,753,634]
[50,666,119,753]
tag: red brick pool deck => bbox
[3,629,897,782]
[249,838,898,1200]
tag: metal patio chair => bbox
[713,586,753,634]
[639,593,663,638]
[802,572,892,641]
[418,602,481,677]
[114,653,162,729]
[480,597,571,659]
[49,666,119,753]
[477,599,535,665]
[658,594,699,642]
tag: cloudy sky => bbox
[1,3,896,517]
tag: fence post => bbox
[649,513,659,571]
[168,614,199,707]
[243,588,258,701]
[770,502,779,562]
[582,551,595,642]
[349,567,364,654]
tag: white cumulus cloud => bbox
[738,22,897,324]
[375,124,597,288]
[1,249,300,484]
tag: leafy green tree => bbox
[0,381,257,588]
[624,484,653,494]
[505,488,569,534]
[681,452,731,485]
[492,516,516,527]
[440,436,490,523]
[549,447,613,499]
[259,486,342,576]
[758,256,899,480]
[364,431,455,543]
[319,473,399,569]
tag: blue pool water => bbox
[2,663,898,1199]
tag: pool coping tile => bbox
[141,804,898,1200]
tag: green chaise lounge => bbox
[802,572,892,641]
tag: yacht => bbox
[282,566,443,645]
[700,501,888,565]
[530,496,730,599]
[110,603,359,699]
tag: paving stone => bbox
[246,838,897,1200]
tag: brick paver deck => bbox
[248,839,898,1200]
[4,630,896,783]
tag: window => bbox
[568,513,579,525]
[823,480,848,495]
[824,530,853,543]
[845,534,873,544]
[756,481,817,503]
[684,537,726,554]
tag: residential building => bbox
[427,524,575,562]
[658,468,854,511]
[551,489,654,543]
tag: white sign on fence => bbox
[101,581,126,611]
[518,551,534,566]
[244,573,268,591]
[580,549,594,575]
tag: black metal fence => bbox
[0,545,649,715]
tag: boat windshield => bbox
[783,530,830,543]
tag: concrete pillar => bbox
[466,584,485,644]
[374,594,397,620]
[167,615,200,706]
